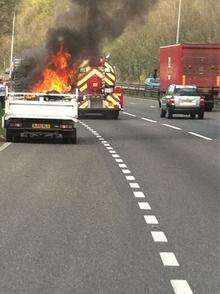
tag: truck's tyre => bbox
[190,113,196,119]
[6,130,13,142]
[160,109,166,118]
[63,129,77,144]
[198,112,204,119]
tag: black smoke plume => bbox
[14,0,157,90]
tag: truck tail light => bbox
[60,124,73,129]
[200,96,205,107]
[168,97,175,105]
[9,122,22,128]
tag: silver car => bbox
[160,85,205,119]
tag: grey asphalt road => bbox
[0,96,219,294]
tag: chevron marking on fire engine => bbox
[112,93,121,101]
[104,76,114,86]
[79,100,89,109]
[105,61,114,73]
[105,72,116,82]
[106,95,120,107]
[104,100,115,109]
[79,83,88,93]
[77,69,103,87]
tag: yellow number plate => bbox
[32,123,51,129]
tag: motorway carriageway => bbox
[0,96,219,294]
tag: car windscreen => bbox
[174,87,198,96]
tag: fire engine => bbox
[77,57,124,119]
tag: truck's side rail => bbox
[6,89,79,101]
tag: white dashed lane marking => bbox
[141,117,157,123]
[129,183,140,189]
[126,175,136,181]
[0,143,11,152]
[133,191,145,198]
[109,150,116,154]
[144,215,159,224]
[119,163,127,168]
[121,111,214,142]
[160,252,179,266]
[115,158,123,163]
[80,121,194,294]
[151,231,168,242]
[162,123,182,130]
[188,132,212,141]
[122,169,131,174]
[171,280,193,294]
[138,202,151,210]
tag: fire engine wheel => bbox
[112,111,119,120]
[190,113,196,119]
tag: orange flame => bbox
[32,45,77,93]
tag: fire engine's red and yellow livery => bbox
[77,58,124,119]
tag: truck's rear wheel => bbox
[62,129,77,144]
[6,130,13,142]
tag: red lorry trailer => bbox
[160,44,220,111]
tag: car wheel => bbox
[198,112,204,119]
[160,109,166,118]
[167,108,173,119]
[190,113,196,119]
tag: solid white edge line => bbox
[144,215,159,224]
[188,132,212,141]
[151,231,168,242]
[138,202,151,210]
[159,252,179,266]
[123,112,137,117]
[170,280,193,294]
[141,117,157,123]
[0,143,11,152]
[162,123,182,130]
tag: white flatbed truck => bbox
[2,90,78,144]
